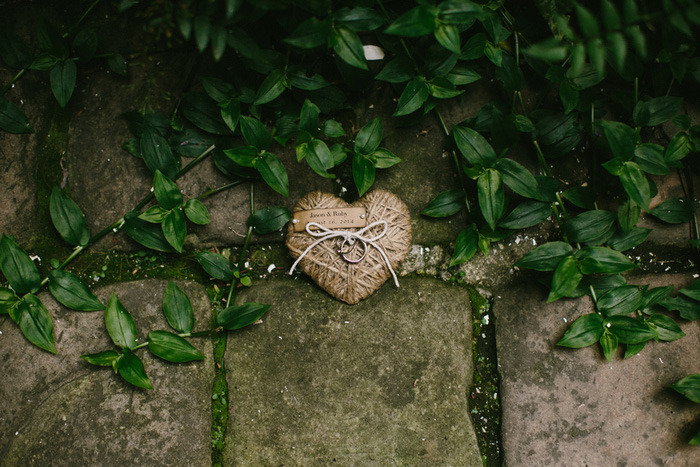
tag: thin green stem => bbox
[589,285,598,303]
[196,180,244,201]
[76,0,102,28]
[226,184,255,306]
[435,109,470,212]
[376,0,421,74]
[1,68,26,96]
[133,341,149,350]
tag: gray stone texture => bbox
[223,277,482,466]
[495,274,700,467]
[0,280,213,467]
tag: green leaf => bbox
[494,158,539,199]
[217,302,271,330]
[72,28,98,61]
[375,58,414,83]
[642,286,674,311]
[574,2,599,38]
[284,17,331,48]
[17,294,56,354]
[559,80,578,114]
[515,241,573,271]
[240,116,271,150]
[140,124,178,179]
[254,69,287,105]
[117,349,153,390]
[623,341,646,358]
[646,314,685,342]
[211,25,227,61]
[557,313,604,348]
[355,118,383,155]
[107,53,128,75]
[477,169,504,231]
[162,208,186,253]
[50,59,77,108]
[421,189,465,218]
[483,41,502,67]
[105,292,138,350]
[562,186,595,210]
[600,121,635,160]
[600,331,618,362]
[372,148,401,168]
[194,14,211,52]
[48,269,104,311]
[633,144,669,175]
[299,99,320,134]
[618,200,640,233]
[330,144,348,166]
[352,153,375,197]
[453,126,497,168]
[524,38,569,62]
[665,132,691,163]
[649,198,694,223]
[248,206,291,234]
[607,227,650,251]
[148,330,204,362]
[604,316,656,344]
[322,120,345,138]
[498,201,550,229]
[434,24,460,54]
[123,211,176,253]
[256,152,289,197]
[162,280,194,333]
[184,199,210,225]
[670,374,700,404]
[0,234,41,294]
[438,1,486,23]
[49,186,90,247]
[690,429,700,446]
[548,255,583,302]
[576,247,636,274]
[81,350,120,367]
[633,96,683,127]
[384,5,437,37]
[195,251,233,281]
[449,225,479,267]
[333,6,385,31]
[223,146,258,168]
[679,279,700,301]
[153,170,183,210]
[564,210,616,244]
[0,287,20,315]
[202,76,237,103]
[0,96,33,134]
[301,139,335,178]
[331,26,368,70]
[393,77,429,117]
[221,99,240,133]
[596,285,644,316]
[619,162,650,211]
[181,92,231,135]
[659,295,700,320]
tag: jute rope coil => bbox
[286,190,412,304]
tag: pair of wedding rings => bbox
[336,238,367,263]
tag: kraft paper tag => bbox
[292,207,367,232]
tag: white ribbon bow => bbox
[289,220,400,287]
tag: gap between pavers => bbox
[0,279,213,467]
[222,276,481,466]
[494,274,700,467]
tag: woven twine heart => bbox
[286,189,412,304]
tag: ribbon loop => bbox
[289,220,400,287]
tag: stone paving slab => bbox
[494,274,700,467]
[0,280,213,466]
[223,277,481,466]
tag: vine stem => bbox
[435,109,470,212]
[376,0,421,74]
[225,183,255,307]
[197,180,243,201]
[1,69,26,97]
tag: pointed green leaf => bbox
[153,170,183,210]
[600,331,618,362]
[50,59,77,108]
[646,314,685,342]
[81,350,120,366]
[163,280,194,334]
[240,116,271,150]
[670,374,700,404]
[596,285,644,316]
[494,158,539,199]
[372,148,401,169]
[393,77,429,116]
[564,210,616,243]
[600,120,635,160]
[449,225,479,267]
[333,6,385,31]
[248,206,291,234]
[384,5,437,37]
[659,295,700,321]
[322,120,345,138]
[633,96,683,127]
[217,302,271,330]
[618,200,640,233]
[181,92,231,135]
[284,16,331,48]
[434,24,460,54]
[48,269,104,311]
[123,211,176,253]
[184,199,210,225]
[0,234,41,294]
[453,126,497,167]
[256,152,289,197]
[221,99,240,133]
[633,144,669,175]
[117,349,153,390]
[548,255,583,302]
[17,294,56,353]
[649,198,694,223]
[665,132,691,163]
[140,124,178,179]
[515,241,573,271]
[195,251,233,281]
[604,315,656,344]
[331,26,368,70]
[499,201,551,229]
[557,313,604,348]
[49,186,90,247]
[254,69,287,105]
[148,330,204,362]
[477,169,504,231]
[0,96,33,134]
[354,118,383,155]
[607,227,651,251]
[576,247,636,274]
[162,208,186,253]
[352,153,375,197]
[105,292,138,350]
[620,162,650,211]
[421,189,465,218]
